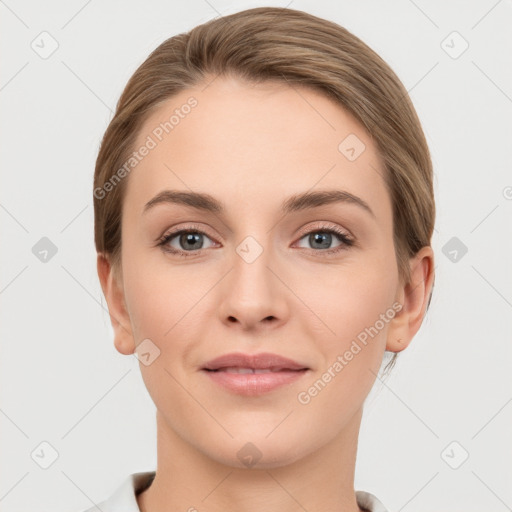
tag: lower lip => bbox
[202,369,308,396]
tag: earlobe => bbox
[386,246,435,353]
[96,253,136,356]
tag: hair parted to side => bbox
[93,7,435,375]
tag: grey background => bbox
[1,0,511,511]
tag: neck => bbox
[137,407,364,512]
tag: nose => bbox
[217,239,289,332]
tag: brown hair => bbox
[93,7,435,375]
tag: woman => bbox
[88,6,435,512]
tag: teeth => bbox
[223,367,273,374]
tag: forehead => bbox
[123,75,390,222]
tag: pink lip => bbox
[201,352,309,396]
[204,369,308,395]
[202,351,308,371]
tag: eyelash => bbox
[157,223,354,258]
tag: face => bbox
[113,75,405,468]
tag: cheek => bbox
[122,262,211,398]
[296,257,397,347]
[295,268,395,417]
[123,276,171,342]
[122,267,202,415]
[122,249,196,341]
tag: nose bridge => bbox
[218,230,288,328]
[232,233,276,304]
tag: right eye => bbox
[157,226,218,257]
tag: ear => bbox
[96,253,136,355]
[386,246,435,353]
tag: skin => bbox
[97,75,434,512]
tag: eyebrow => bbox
[143,189,375,219]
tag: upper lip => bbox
[202,352,308,371]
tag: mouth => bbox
[204,367,307,373]
[201,351,309,372]
[201,352,310,395]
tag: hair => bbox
[93,7,436,376]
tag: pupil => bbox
[311,232,331,249]
[182,233,202,250]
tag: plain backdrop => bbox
[1,1,511,511]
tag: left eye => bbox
[296,228,352,251]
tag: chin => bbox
[200,433,314,470]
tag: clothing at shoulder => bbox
[77,472,155,512]
[77,471,391,512]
